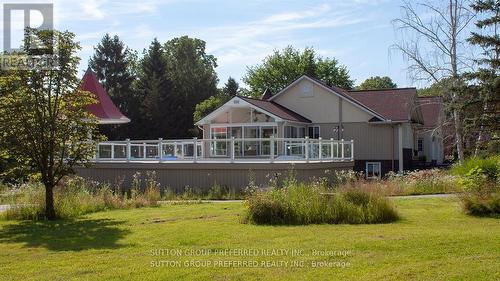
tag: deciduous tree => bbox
[0,29,102,219]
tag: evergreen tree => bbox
[89,34,136,112]
[466,0,500,155]
[135,39,172,139]
[89,34,137,140]
[223,77,239,96]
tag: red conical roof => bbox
[81,68,131,124]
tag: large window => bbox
[308,126,320,139]
[418,139,423,152]
[210,127,228,156]
[210,125,277,157]
[366,162,381,179]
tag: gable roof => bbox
[81,68,131,124]
[345,88,419,122]
[269,75,388,121]
[240,96,311,123]
[418,96,443,128]
[195,96,311,125]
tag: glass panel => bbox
[184,144,194,157]
[285,141,304,156]
[211,140,228,156]
[113,145,127,158]
[163,144,175,158]
[321,143,331,158]
[175,144,183,157]
[243,127,259,156]
[332,143,339,158]
[196,143,202,157]
[343,142,352,158]
[130,145,144,158]
[98,145,112,158]
[231,127,243,156]
[146,146,158,158]
[309,142,319,158]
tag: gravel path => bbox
[388,193,457,199]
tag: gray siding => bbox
[315,122,398,160]
[76,161,353,192]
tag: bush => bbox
[1,175,161,220]
[459,191,500,217]
[243,182,399,225]
[453,155,500,217]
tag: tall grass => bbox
[243,182,399,225]
[1,174,161,220]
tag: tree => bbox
[0,29,102,219]
[393,0,475,163]
[164,36,218,137]
[135,39,172,139]
[193,77,237,123]
[466,0,500,155]
[89,34,137,140]
[243,46,353,97]
[89,34,136,112]
[357,76,397,90]
[223,77,239,96]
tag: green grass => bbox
[0,197,499,280]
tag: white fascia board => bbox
[195,96,284,125]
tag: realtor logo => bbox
[2,3,56,70]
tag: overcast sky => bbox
[3,0,433,88]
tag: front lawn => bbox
[0,197,499,280]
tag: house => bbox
[195,75,444,177]
[80,74,444,189]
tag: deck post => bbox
[158,138,163,162]
[330,138,334,159]
[270,136,275,163]
[193,137,198,162]
[126,139,130,162]
[351,140,354,160]
[111,143,114,160]
[341,139,345,160]
[305,136,309,162]
[230,137,235,162]
[318,137,322,161]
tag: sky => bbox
[2,0,430,88]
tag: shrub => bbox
[243,182,399,225]
[453,156,500,217]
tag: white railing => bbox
[94,137,354,163]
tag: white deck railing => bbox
[94,137,354,163]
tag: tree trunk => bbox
[452,107,465,164]
[45,184,56,220]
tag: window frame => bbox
[308,126,320,139]
[365,162,381,179]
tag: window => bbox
[366,162,381,179]
[418,139,423,152]
[285,125,305,138]
[299,83,314,97]
[308,126,320,139]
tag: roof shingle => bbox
[240,96,311,123]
